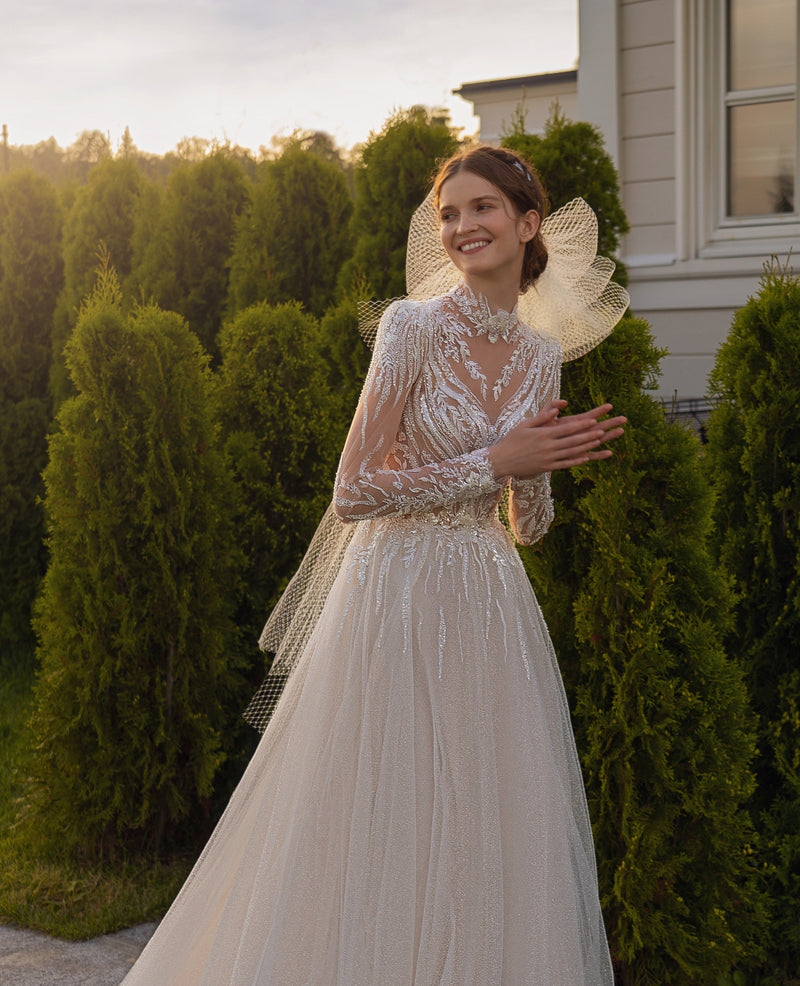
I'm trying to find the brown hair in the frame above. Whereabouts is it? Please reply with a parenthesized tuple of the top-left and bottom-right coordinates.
(433, 145, 549, 292)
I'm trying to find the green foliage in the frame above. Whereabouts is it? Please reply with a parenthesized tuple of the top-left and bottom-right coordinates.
(227, 142, 353, 318)
(317, 291, 372, 432)
(0, 657, 34, 825)
(51, 158, 149, 405)
(131, 150, 249, 358)
(503, 105, 630, 282)
(0, 846, 192, 941)
(0, 603, 193, 942)
(25, 266, 241, 859)
(705, 264, 800, 979)
(215, 302, 341, 657)
(0, 170, 63, 658)
(0, 169, 64, 403)
(521, 316, 765, 983)
(0, 399, 50, 656)
(339, 107, 459, 299)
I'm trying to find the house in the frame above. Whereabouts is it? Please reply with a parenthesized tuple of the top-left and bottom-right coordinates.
(452, 71, 578, 145)
(456, 0, 799, 402)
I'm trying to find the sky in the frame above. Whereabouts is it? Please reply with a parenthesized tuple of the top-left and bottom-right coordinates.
(3, 0, 578, 156)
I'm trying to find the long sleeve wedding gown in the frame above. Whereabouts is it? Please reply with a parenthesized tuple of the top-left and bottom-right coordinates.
(122, 281, 614, 986)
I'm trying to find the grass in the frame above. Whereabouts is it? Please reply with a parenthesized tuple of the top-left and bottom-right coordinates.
(0, 654, 192, 941)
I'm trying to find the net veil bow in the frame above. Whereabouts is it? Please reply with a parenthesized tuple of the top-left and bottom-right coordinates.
(360, 192, 629, 359)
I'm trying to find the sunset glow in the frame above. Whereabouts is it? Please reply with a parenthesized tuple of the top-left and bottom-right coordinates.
(3, 0, 578, 155)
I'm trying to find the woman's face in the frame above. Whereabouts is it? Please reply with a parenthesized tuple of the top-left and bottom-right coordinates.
(437, 170, 539, 287)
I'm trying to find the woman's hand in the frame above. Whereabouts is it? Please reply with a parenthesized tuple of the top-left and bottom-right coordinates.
(488, 400, 626, 480)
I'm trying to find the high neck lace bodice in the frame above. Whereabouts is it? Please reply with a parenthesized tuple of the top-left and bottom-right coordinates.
(451, 283, 520, 343)
(332, 291, 561, 537)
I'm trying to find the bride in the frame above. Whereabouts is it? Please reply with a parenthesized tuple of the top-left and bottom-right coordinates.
(122, 145, 628, 985)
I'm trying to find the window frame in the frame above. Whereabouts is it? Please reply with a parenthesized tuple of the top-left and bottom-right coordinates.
(693, 0, 800, 259)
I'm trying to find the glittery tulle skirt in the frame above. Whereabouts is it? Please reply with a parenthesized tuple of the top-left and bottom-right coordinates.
(122, 516, 613, 985)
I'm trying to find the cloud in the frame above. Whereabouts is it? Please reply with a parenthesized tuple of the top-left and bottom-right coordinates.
(3, 0, 577, 153)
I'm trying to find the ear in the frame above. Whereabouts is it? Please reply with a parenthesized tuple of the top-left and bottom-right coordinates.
(518, 209, 541, 243)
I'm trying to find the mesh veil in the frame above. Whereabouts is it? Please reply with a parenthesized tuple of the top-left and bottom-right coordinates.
(245, 193, 629, 731)
(243, 506, 356, 729)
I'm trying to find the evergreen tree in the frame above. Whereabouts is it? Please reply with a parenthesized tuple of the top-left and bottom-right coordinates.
(51, 157, 148, 405)
(215, 302, 341, 656)
(705, 263, 800, 979)
(0, 169, 63, 658)
(317, 292, 372, 436)
(27, 266, 240, 858)
(227, 142, 353, 318)
(521, 316, 765, 983)
(338, 106, 459, 299)
(0, 398, 51, 658)
(63, 130, 112, 183)
(503, 105, 630, 282)
(264, 129, 353, 188)
(132, 150, 249, 358)
(0, 170, 63, 403)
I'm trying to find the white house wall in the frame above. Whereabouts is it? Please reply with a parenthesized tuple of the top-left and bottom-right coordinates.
(582, 0, 799, 400)
(462, 84, 578, 145)
(456, 0, 799, 401)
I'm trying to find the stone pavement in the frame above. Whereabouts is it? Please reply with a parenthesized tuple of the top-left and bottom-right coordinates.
(0, 922, 156, 986)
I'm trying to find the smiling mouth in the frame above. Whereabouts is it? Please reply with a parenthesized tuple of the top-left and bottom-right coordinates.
(459, 240, 490, 253)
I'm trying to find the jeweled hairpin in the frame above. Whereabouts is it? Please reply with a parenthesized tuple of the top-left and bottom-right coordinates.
(513, 159, 533, 182)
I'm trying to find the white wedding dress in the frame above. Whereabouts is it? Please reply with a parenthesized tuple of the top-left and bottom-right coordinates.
(122, 283, 614, 985)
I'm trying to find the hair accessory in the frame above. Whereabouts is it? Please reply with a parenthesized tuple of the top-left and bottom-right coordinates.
(359, 191, 629, 362)
(513, 159, 532, 181)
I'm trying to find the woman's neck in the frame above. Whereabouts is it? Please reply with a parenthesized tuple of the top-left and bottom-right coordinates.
(462, 272, 520, 315)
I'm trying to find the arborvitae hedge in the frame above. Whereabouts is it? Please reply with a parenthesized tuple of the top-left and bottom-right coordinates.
(317, 293, 372, 431)
(503, 106, 629, 283)
(227, 143, 353, 319)
(26, 268, 241, 858)
(338, 106, 459, 299)
(0, 169, 63, 659)
(131, 151, 249, 360)
(215, 301, 342, 660)
(51, 157, 147, 406)
(521, 316, 766, 984)
(705, 264, 800, 980)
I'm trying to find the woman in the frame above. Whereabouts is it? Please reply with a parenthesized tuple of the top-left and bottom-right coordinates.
(123, 146, 628, 985)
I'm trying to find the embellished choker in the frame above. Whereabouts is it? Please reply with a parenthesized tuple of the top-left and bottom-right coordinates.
(453, 284, 519, 343)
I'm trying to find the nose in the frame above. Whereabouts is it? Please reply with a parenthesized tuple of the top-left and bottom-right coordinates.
(457, 211, 477, 234)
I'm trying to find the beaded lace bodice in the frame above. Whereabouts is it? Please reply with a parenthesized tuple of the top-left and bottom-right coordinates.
(334, 284, 562, 544)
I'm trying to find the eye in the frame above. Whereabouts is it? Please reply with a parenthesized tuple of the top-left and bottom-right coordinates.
(440, 210, 456, 222)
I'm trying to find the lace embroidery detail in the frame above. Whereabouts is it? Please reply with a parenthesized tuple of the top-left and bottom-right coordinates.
(443, 284, 547, 404)
(453, 282, 519, 343)
(333, 288, 561, 536)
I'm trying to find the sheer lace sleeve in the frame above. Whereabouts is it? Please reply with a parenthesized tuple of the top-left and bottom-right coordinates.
(508, 473, 554, 545)
(334, 300, 501, 523)
(507, 334, 562, 545)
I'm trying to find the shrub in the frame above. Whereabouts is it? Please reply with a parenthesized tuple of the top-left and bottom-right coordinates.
(25, 266, 240, 858)
(522, 316, 765, 983)
(705, 263, 800, 979)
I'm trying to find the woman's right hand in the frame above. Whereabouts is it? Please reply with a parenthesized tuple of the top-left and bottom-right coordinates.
(488, 400, 626, 480)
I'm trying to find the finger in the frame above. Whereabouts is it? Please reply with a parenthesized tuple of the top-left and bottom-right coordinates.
(550, 433, 612, 462)
(528, 405, 563, 426)
(569, 403, 613, 420)
(555, 415, 625, 441)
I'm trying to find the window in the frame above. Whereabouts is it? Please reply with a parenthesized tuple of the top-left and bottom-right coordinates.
(725, 0, 796, 218)
(688, 0, 800, 258)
